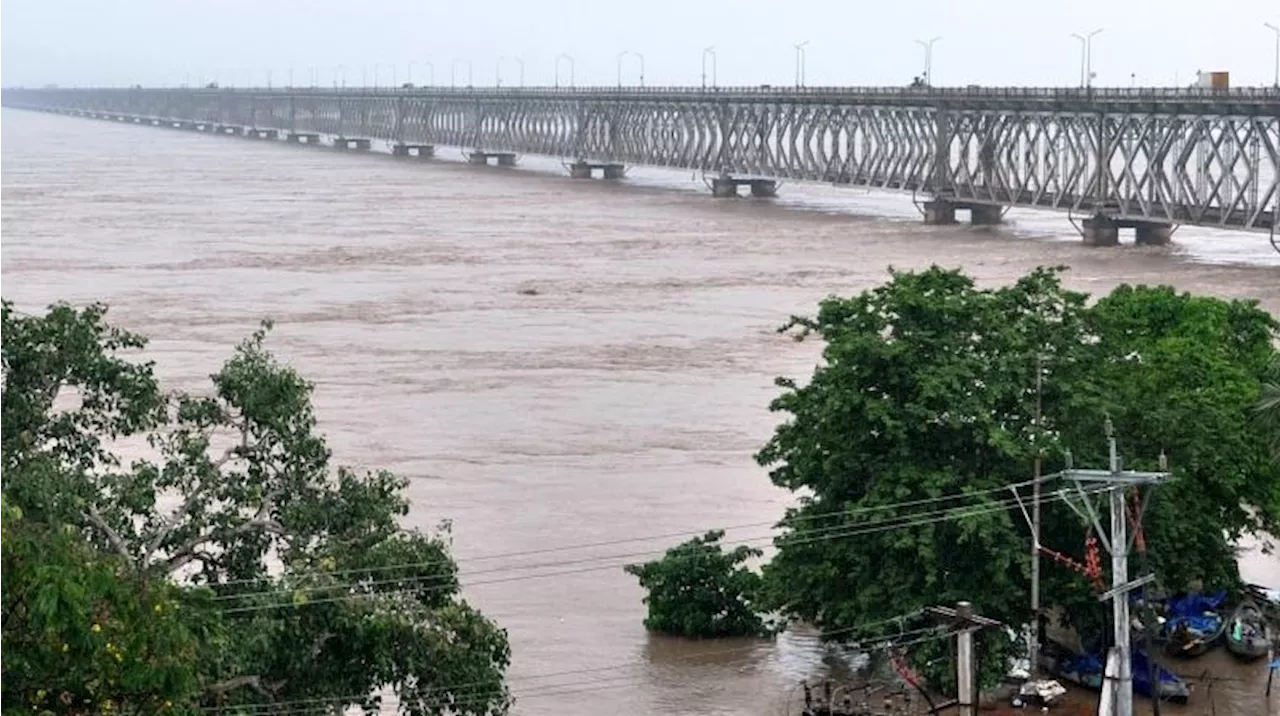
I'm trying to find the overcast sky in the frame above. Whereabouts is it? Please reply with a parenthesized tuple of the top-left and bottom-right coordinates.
(3, 0, 1278, 89)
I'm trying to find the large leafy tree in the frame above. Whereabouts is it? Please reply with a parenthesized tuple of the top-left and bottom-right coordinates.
(755, 267, 1279, 685)
(2, 494, 214, 716)
(2, 301, 511, 716)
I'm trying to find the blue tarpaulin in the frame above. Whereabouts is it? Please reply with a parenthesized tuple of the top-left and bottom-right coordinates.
(1163, 591, 1227, 637)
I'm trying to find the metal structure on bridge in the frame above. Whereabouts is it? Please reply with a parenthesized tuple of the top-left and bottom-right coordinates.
(4, 86, 1278, 242)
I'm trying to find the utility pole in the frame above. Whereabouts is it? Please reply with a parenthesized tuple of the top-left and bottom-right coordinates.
(927, 602, 1002, 716)
(1050, 420, 1170, 716)
(1029, 354, 1044, 677)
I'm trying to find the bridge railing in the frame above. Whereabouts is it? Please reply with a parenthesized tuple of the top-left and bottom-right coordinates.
(13, 85, 1280, 101)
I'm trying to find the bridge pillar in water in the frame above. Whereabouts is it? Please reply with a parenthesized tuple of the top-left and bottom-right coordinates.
(1134, 223, 1173, 246)
(392, 144, 435, 158)
(249, 128, 279, 140)
(1081, 215, 1120, 247)
(969, 204, 1003, 225)
(288, 132, 321, 144)
(468, 152, 518, 166)
(334, 137, 372, 151)
(568, 161, 626, 179)
(923, 200, 958, 224)
(711, 178, 739, 198)
(749, 180, 778, 198)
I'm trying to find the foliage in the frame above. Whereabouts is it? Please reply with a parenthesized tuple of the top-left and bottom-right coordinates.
(625, 530, 770, 638)
(1, 300, 511, 716)
(1258, 353, 1280, 461)
(2, 493, 213, 716)
(754, 267, 1279, 688)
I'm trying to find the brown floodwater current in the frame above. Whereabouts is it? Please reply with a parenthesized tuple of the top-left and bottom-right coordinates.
(2, 109, 1277, 715)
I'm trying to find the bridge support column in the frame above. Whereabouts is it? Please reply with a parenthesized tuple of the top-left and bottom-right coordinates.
(568, 161, 626, 179)
(1134, 223, 1173, 246)
(392, 144, 434, 158)
(922, 200, 958, 225)
(334, 137, 372, 151)
(749, 180, 778, 198)
(249, 128, 279, 140)
(468, 152, 517, 166)
(969, 205, 1003, 225)
(1081, 215, 1120, 247)
(711, 178, 739, 198)
(288, 132, 321, 144)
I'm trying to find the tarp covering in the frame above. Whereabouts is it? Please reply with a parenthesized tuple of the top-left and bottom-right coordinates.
(1163, 591, 1227, 637)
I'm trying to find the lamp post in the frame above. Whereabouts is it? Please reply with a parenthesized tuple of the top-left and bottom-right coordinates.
(497, 56, 525, 87)
(915, 36, 942, 87)
(555, 54, 575, 88)
(451, 59, 473, 88)
(1266, 22, 1280, 88)
(408, 61, 416, 86)
(616, 50, 644, 87)
(701, 46, 717, 89)
(794, 41, 809, 88)
(1070, 28, 1103, 88)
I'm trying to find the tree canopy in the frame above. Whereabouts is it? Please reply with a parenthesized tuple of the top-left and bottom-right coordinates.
(754, 266, 1280, 684)
(1, 301, 511, 716)
(624, 530, 770, 638)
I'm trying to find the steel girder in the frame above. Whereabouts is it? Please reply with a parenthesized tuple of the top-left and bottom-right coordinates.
(4, 87, 1277, 232)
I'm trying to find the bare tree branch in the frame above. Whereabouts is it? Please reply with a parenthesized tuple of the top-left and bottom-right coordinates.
(83, 503, 134, 562)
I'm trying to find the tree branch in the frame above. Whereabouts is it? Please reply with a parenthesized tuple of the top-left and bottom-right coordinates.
(83, 503, 134, 562)
(163, 492, 285, 574)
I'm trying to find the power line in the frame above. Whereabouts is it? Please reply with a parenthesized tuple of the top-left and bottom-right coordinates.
(200, 623, 952, 715)
(215, 491, 1057, 607)
(218, 488, 1098, 614)
(208, 476, 1047, 590)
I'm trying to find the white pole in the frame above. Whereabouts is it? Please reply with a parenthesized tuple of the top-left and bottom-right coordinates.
(1108, 435, 1133, 716)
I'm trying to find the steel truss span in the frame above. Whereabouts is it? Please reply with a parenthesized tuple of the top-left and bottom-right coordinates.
(5, 86, 1278, 232)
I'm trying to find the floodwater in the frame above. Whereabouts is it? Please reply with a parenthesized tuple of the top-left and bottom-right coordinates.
(2, 109, 1278, 716)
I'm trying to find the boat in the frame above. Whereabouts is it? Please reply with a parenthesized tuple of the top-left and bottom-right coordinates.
(1037, 640, 1189, 703)
(1225, 598, 1273, 661)
(1159, 591, 1227, 658)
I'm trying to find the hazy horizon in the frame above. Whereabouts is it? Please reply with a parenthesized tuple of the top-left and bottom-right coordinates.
(3, 0, 1278, 89)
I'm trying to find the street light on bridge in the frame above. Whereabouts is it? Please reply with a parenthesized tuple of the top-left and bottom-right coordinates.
(793, 41, 809, 88)
(451, 59, 473, 88)
(497, 57, 525, 88)
(1265, 22, 1280, 88)
(1070, 28, 1103, 88)
(701, 46, 717, 89)
(915, 36, 942, 87)
(616, 51, 645, 87)
(555, 54, 575, 88)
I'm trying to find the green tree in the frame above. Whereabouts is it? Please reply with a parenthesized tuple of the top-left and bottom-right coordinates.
(625, 531, 770, 638)
(2, 494, 213, 716)
(2, 301, 511, 716)
(754, 267, 1279, 687)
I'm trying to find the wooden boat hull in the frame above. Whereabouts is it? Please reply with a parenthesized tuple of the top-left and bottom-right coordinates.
(1226, 599, 1273, 661)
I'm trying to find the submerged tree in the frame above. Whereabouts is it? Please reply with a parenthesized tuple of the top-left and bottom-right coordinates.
(1, 301, 511, 715)
(625, 530, 770, 638)
(754, 266, 1279, 686)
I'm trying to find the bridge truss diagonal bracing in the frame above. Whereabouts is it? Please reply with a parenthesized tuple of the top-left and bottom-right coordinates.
(4, 86, 1277, 233)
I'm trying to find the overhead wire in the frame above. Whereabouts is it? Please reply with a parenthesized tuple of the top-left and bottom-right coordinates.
(199, 623, 954, 715)
(216, 487, 1101, 614)
(209, 476, 1050, 590)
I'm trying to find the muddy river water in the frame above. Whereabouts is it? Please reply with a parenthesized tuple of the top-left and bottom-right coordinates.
(2, 109, 1277, 715)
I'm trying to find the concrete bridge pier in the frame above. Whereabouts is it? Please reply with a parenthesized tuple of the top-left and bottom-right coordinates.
(923, 199, 1004, 225)
(287, 132, 321, 144)
(710, 176, 778, 198)
(1081, 215, 1173, 247)
(334, 137, 373, 151)
(392, 144, 435, 158)
(247, 128, 280, 140)
(568, 161, 626, 179)
(469, 151, 518, 166)
(214, 124, 243, 136)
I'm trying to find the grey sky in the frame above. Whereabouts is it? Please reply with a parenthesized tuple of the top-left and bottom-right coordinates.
(3, 0, 1278, 89)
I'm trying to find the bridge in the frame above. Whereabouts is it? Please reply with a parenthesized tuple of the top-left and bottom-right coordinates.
(4, 85, 1279, 245)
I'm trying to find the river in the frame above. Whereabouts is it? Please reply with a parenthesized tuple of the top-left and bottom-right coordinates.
(2, 109, 1277, 715)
